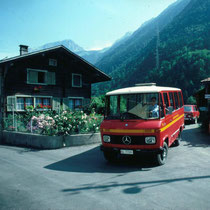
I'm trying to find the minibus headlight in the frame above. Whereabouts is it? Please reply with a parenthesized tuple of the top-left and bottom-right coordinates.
(145, 137, 156, 144)
(103, 135, 111, 143)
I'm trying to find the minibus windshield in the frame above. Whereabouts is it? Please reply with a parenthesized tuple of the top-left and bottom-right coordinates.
(105, 93, 160, 120)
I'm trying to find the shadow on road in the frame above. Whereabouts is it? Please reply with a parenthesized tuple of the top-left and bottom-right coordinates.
(183, 125, 210, 148)
(61, 175, 210, 195)
(44, 146, 157, 174)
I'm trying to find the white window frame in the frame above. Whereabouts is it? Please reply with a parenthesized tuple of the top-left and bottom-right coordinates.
(27, 68, 48, 85)
(9, 95, 53, 112)
(16, 97, 34, 111)
(49, 58, 57, 66)
(72, 73, 82, 88)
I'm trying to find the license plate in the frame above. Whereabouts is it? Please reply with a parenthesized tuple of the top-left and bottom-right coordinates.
(120, 149, 134, 155)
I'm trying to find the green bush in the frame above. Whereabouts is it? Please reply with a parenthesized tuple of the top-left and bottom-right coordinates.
(4, 109, 103, 136)
(85, 95, 105, 114)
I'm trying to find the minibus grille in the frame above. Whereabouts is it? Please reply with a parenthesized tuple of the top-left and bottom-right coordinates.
(110, 135, 146, 145)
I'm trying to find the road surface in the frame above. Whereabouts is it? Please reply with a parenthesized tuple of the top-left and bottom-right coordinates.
(0, 124, 210, 210)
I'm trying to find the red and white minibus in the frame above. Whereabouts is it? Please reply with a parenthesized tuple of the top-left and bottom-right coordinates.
(100, 83, 185, 165)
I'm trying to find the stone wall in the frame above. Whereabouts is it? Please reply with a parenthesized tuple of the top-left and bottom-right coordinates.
(2, 131, 101, 149)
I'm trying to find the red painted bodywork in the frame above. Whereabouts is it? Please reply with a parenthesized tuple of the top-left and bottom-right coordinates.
(184, 105, 200, 121)
(100, 91, 185, 151)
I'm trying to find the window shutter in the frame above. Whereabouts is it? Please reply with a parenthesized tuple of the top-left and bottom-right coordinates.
(28, 70, 37, 84)
(47, 72, 56, 85)
(52, 97, 60, 111)
(62, 98, 69, 110)
(7, 96, 16, 111)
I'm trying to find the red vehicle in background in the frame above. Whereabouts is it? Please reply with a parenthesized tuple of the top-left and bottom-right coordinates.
(184, 105, 200, 124)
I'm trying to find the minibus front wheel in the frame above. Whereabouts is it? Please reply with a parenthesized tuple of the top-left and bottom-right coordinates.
(155, 142, 168, 166)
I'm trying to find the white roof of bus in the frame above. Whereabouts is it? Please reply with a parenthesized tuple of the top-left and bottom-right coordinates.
(106, 85, 181, 95)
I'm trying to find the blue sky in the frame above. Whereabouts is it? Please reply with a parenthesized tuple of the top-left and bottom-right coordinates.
(0, 0, 177, 58)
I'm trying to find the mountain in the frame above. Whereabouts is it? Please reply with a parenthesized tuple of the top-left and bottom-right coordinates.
(76, 47, 110, 64)
(30, 32, 133, 65)
(95, 0, 191, 75)
(93, 0, 210, 103)
(30, 39, 111, 64)
(80, 32, 133, 64)
(30, 39, 84, 53)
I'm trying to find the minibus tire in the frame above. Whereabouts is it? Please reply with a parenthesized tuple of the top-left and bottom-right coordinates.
(155, 142, 168, 166)
(103, 151, 118, 162)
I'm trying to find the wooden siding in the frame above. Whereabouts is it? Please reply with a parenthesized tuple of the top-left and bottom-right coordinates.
(4, 49, 91, 99)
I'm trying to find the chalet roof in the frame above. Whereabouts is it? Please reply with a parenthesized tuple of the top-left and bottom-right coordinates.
(0, 45, 111, 83)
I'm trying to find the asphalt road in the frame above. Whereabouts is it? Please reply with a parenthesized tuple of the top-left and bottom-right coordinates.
(0, 124, 210, 210)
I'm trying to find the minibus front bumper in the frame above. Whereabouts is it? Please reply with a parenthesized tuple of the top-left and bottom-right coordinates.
(100, 145, 163, 155)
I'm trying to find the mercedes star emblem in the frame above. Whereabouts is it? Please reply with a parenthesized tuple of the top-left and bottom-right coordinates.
(122, 136, 132, 145)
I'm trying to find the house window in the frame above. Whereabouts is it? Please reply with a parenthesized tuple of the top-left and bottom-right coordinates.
(7, 96, 54, 112)
(27, 69, 56, 85)
(36, 98, 42, 106)
(17, 97, 33, 111)
(25, 98, 33, 107)
(27, 69, 47, 85)
(49, 59, 57, 66)
(69, 98, 82, 110)
(43, 98, 51, 106)
(35, 97, 51, 108)
(38, 72, 45, 83)
(17, 98, 24, 111)
(72, 74, 82, 87)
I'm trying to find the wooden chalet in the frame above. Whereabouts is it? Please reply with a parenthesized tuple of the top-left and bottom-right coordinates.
(0, 45, 111, 112)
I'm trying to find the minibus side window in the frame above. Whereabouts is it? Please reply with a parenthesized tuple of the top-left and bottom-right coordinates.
(159, 93, 164, 118)
(174, 92, 179, 109)
(169, 92, 174, 111)
(163, 92, 170, 115)
(178, 92, 183, 107)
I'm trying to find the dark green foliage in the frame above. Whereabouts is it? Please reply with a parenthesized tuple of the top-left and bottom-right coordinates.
(146, 49, 210, 102)
(88, 95, 106, 114)
(93, 0, 210, 103)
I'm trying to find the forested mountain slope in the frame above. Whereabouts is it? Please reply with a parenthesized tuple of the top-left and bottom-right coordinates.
(95, 0, 191, 75)
(94, 0, 210, 103)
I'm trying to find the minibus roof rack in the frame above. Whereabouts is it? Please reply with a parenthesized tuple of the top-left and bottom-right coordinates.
(135, 83, 156, 86)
